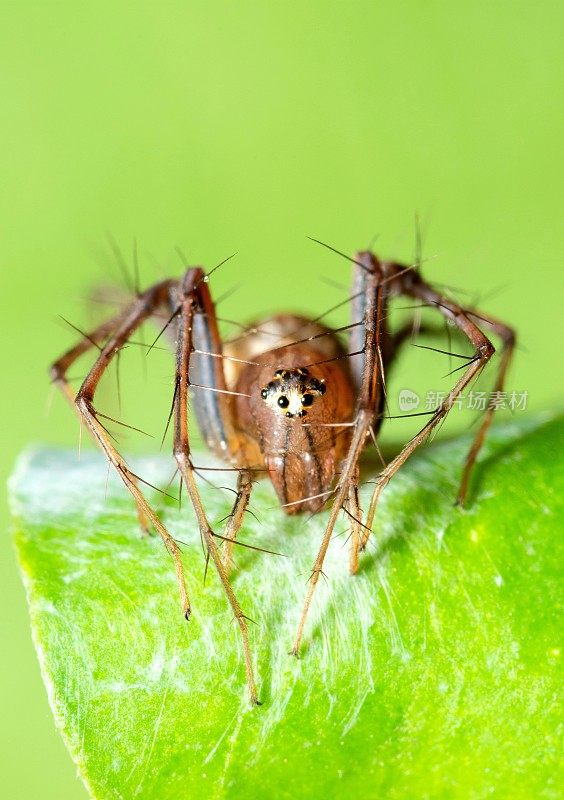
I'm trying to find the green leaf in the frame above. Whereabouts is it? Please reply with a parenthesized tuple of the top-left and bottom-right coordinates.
(9, 413, 563, 800)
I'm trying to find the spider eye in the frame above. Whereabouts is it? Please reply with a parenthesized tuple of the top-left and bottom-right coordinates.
(260, 388, 268, 399)
(277, 395, 289, 409)
(301, 393, 314, 407)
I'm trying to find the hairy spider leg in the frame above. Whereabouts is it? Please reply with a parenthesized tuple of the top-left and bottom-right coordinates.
(51, 280, 191, 618)
(362, 264, 508, 544)
(52, 269, 263, 704)
(291, 253, 388, 656)
(455, 308, 515, 505)
(171, 268, 260, 704)
(291, 250, 515, 654)
(50, 283, 175, 533)
(222, 470, 254, 573)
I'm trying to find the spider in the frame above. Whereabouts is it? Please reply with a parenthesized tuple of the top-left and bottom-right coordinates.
(50, 240, 515, 706)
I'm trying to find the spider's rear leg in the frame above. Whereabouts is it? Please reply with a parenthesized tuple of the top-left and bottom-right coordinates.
(456, 311, 515, 505)
(381, 309, 515, 506)
(382, 307, 515, 507)
(363, 270, 498, 537)
(55, 280, 191, 619)
(50, 283, 174, 535)
(346, 466, 362, 575)
(222, 470, 254, 573)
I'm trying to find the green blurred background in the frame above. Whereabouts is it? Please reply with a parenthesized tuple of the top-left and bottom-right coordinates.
(1, 2, 562, 798)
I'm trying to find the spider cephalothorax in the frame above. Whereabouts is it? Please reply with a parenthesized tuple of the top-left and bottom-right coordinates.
(260, 367, 326, 418)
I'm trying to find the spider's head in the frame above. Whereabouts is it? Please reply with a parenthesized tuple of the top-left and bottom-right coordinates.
(259, 367, 326, 419)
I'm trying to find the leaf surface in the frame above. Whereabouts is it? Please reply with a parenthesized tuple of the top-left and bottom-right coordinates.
(9, 414, 563, 799)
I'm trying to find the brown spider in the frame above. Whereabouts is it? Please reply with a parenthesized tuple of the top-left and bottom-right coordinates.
(50, 241, 515, 705)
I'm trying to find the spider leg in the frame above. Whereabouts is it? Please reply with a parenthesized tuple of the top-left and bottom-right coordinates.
(62, 281, 191, 619)
(50, 281, 174, 534)
(222, 470, 254, 574)
(172, 272, 258, 575)
(346, 466, 362, 575)
(174, 262, 256, 576)
(291, 412, 374, 656)
(455, 310, 515, 505)
(51, 314, 128, 406)
(172, 269, 260, 705)
(379, 309, 514, 506)
(291, 253, 388, 655)
(363, 270, 497, 536)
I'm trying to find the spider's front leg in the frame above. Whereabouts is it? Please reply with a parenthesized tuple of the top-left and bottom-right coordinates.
(171, 268, 260, 705)
(291, 253, 389, 656)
